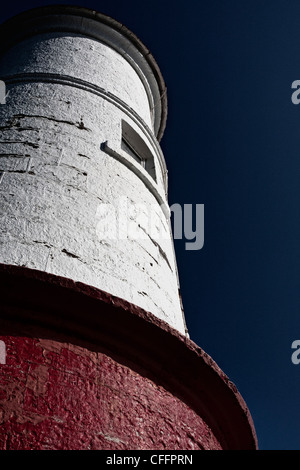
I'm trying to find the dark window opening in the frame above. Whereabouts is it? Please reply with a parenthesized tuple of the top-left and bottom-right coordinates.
(122, 137, 146, 168)
(121, 120, 156, 182)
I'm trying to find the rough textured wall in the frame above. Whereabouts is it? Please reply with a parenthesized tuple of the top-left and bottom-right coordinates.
(0, 32, 186, 334)
(0, 34, 153, 127)
(0, 335, 222, 450)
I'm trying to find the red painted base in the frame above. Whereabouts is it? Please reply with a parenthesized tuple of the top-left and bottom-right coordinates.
(0, 335, 221, 450)
(0, 264, 258, 450)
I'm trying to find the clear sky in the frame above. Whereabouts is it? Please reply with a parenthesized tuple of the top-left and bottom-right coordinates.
(1, 0, 299, 450)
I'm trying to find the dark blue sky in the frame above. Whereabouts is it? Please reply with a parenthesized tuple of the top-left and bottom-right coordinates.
(1, 0, 300, 450)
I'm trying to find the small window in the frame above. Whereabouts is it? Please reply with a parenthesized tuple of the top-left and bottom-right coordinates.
(121, 138, 146, 168)
(121, 120, 156, 182)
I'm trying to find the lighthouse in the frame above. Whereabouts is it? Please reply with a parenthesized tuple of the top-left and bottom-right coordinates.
(0, 6, 257, 450)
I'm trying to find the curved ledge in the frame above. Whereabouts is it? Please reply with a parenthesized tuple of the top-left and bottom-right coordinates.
(0, 5, 167, 141)
(2, 72, 168, 192)
(101, 141, 169, 218)
(0, 263, 258, 450)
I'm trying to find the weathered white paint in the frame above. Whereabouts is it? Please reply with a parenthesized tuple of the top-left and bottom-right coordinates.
(0, 7, 187, 335)
(0, 33, 152, 128)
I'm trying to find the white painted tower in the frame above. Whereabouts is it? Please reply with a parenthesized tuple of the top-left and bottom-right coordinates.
(0, 6, 187, 335)
(0, 6, 258, 451)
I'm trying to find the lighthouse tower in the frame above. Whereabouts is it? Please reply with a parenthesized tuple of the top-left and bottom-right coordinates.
(0, 6, 257, 450)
